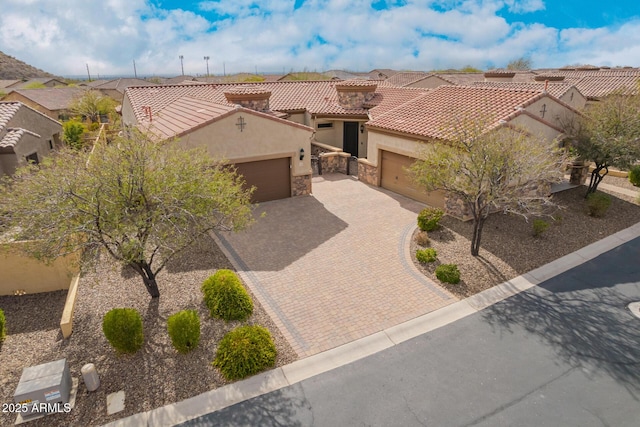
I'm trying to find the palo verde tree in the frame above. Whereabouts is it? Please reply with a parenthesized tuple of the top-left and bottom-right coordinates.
(70, 90, 117, 123)
(562, 90, 640, 196)
(0, 131, 254, 298)
(409, 119, 571, 256)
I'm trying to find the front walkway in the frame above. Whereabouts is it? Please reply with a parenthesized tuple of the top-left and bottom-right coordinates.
(214, 174, 456, 357)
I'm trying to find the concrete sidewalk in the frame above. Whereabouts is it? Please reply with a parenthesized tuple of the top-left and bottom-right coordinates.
(103, 220, 640, 427)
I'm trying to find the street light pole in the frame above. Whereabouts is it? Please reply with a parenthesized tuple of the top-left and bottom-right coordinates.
(204, 56, 210, 77)
(179, 55, 184, 76)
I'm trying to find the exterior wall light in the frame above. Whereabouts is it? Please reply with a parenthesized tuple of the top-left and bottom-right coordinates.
(299, 148, 305, 160)
(360, 124, 365, 133)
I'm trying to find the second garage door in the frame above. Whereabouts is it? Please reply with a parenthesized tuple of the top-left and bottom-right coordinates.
(380, 150, 445, 208)
(234, 157, 291, 203)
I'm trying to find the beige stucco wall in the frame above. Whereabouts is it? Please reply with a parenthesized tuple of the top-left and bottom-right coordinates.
(524, 96, 576, 131)
(510, 115, 563, 143)
(311, 118, 368, 157)
(2, 92, 57, 119)
(178, 110, 314, 176)
(559, 88, 587, 110)
(0, 242, 78, 296)
(366, 130, 425, 166)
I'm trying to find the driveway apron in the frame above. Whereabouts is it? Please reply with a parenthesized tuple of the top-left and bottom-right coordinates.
(215, 174, 456, 357)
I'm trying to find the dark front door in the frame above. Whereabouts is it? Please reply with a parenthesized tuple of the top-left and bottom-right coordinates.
(343, 122, 359, 157)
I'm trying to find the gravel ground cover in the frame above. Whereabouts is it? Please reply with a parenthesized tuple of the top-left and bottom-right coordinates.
(411, 185, 640, 298)
(0, 235, 296, 427)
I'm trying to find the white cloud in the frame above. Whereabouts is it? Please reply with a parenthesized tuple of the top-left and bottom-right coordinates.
(0, 0, 637, 77)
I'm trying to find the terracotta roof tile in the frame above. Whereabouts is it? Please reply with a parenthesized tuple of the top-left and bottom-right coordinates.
(384, 72, 431, 87)
(573, 75, 640, 99)
(470, 81, 577, 99)
(0, 128, 40, 151)
(0, 101, 21, 131)
(367, 85, 547, 140)
(9, 87, 86, 110)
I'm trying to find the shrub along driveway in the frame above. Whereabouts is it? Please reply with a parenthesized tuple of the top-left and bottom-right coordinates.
(215, 174, 456, 357)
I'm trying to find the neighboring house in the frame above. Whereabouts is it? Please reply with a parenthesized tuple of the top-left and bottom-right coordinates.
(123, 85, 315, 203)
(0, 101, 63, 176)
(470, 81, 587, 110)
(1, 87, 86, 120)
(366, 69, 398, 80)
(76, 79, 109, 88)
(92, 78, 158, 102)
(360, 85, 579, 215)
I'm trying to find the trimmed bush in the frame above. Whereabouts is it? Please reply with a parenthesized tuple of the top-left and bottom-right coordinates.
(416, 248, 437, 263)
(167, 310, 200, 354)
(629, 165, 640, 187)
(213, 325, 277, 381)
(0, 308, 6, 342)
(414, 231, 430, 247)
(102, 308, 144, 354)
(586, 192, 612, 217)
(435, 264, 461, 284)
(417, 207, 444, 232)
(532, 219, 550, 237)
(201, 269, 253, 322)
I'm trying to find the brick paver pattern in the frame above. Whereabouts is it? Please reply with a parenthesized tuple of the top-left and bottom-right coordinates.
(217, 175, 457, 357)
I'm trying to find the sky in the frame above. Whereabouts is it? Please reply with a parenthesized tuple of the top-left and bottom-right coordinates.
(1, 0, 639, 78)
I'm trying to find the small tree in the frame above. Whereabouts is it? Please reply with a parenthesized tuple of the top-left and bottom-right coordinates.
(70, 90, 108, 123)
(563, 92, 640, 196)
(62, 120, 86, 149)
(0, 131, 253, 298)
(506, 57, 532, 70)
(410, 119, 570, 256)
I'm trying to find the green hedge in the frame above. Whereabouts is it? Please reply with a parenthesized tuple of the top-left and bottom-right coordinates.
(435, 264, 461, 284)
(213, 325, 277, 381)
(416, 248, 437, 263)
(167, 310, 200, 354)
(0, 308, 6, 342)
(201, 270, 253, 321)
(417, 207, 444, 232)
(628, 165, 640, 187)
(102, 308, 144, 354)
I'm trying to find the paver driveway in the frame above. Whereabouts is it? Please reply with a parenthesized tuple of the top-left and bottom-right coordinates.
(215, 174, 456, 357)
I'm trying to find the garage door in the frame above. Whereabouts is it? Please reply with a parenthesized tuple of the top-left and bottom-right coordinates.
(380, 150, 445, 208)
(234, 157, 291, 203)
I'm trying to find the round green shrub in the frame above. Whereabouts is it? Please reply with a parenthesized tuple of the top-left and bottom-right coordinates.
(416, 248, 437, 263)
(586, 192, 612, 217)
(0, 308, 6, 342)
(628, 165, 640, 187)
(532, 219, 550, 237)
(201, 269, 253, 322)
(414, 231, 430, 246)
(435, 264, 461, 284)
(213, 325, 277, 381)
(417, 207, 444, 232)
(102, 308, 144, 354)
(167, 310, 200, 354)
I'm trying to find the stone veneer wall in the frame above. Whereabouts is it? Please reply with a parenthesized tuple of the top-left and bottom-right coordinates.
(358, 161, 378, 185)
(336, 91, 376, 109)
(319, 152, 349, 174)
(569, 163, 589, 185)
(235, 98, 270, 112)
(292, 174, 312, 196)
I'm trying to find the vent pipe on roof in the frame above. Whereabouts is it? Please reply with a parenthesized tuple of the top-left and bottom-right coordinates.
(544, 80, 549, 93)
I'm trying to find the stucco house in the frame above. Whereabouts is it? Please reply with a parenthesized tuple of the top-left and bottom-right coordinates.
(122, 85, 315, 202)
(1, 87, 86, 120)
(359, 85, 579, 216)
(0, 101, 63, 176)
(92, 78, 158, 102)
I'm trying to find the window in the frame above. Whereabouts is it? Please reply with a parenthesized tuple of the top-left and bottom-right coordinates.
(25, 152, 39, 165)
(317, 122, 333, 129)
(48, 139, 53, 149)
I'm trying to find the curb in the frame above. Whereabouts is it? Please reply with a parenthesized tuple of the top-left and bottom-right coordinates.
(102, 221, 640, 427)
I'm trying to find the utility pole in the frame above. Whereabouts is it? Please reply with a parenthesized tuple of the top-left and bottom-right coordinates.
(204, 56, 210, 77)
(223, 61, 226, 77)
(179, 55, 184, 76)
(86, 63, 92, 82)
(133, 59, 137, 78)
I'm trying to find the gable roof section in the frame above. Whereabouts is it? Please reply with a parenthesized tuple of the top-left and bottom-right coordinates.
(0, 128, 41, 152)
(8, 87, 86, 110)
(93, 78, 158, 93)
(470, 81, 579, 99)
(573, 75, 640, 99)
(140, 96, 313, 140)
(0, 80, 21, 89)
(0, 101, 21, 130)
(366, 86, 431, 119)
(385, 72, 431, 87)
(366, 85, 557, 140)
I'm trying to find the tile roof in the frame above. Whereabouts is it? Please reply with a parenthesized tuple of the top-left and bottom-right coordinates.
(573, 75, 640, 99)
(93, 78, 158, 93)
(470, 81, 577, 99)
(366, 86, 431, 119)
(0, 80, 20, 89)
(0, 128, 40, 151)
(384, 71, 431, 87)
(9, 87, 86, 110)
(0, 101, 21, 131)
(366, 85, 550, 140)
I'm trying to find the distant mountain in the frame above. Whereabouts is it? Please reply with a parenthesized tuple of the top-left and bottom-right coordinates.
(0, 51, 55, 80)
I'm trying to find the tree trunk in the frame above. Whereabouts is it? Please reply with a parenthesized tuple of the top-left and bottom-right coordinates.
(470, 216, 486, 257)
(130, 261, 160, 298)
(585, 164, 608, 197)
